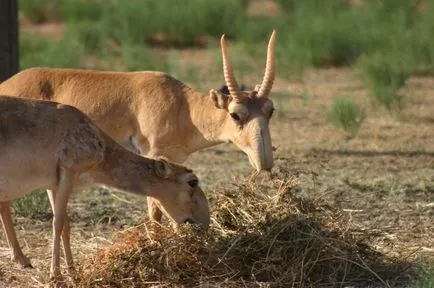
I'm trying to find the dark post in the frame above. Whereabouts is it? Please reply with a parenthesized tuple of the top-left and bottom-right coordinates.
(0, 0, 19, 82)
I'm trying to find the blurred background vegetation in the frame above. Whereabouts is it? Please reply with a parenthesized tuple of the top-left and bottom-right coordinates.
(18, 0, 434, 74)
(18, 0, 434, 119)
(15, 0, 434, 215)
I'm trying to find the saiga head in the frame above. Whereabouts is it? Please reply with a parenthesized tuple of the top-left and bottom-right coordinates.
(211, 30, 277, 172)
(150, 158, 210, 229)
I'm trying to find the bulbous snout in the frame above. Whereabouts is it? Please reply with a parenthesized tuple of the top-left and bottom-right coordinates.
(246, 118, 274, 172)
(248, 152, 273, 172)
(153, 186, 210, 230)
(191, 187, 211, 229)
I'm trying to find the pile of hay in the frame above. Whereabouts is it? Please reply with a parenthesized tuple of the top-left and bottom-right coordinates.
(76, 169, 415, 287)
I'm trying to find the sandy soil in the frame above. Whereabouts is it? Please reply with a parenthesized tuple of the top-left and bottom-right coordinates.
(0, 61, 432, 287)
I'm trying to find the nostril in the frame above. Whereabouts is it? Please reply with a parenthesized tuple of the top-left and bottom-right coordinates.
(184, 218, 194, 224)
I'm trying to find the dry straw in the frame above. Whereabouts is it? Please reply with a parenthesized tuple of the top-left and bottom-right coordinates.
(76, 167, 415, 287)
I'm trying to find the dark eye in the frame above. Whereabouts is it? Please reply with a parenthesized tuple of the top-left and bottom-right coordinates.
(188, 179, 198, 188)
(230, 113, 241, 122)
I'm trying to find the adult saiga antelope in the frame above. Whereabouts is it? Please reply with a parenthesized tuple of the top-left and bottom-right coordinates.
(0, 31, 277, 226)
(0, 96, 210, 280)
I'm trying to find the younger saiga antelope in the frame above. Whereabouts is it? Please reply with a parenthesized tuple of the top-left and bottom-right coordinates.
(0, 96, 210, 280)
(0, 31, 277, 227)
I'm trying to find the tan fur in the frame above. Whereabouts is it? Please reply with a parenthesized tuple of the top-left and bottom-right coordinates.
(0, 68, 225, 160)
(0, 64, 275, 222)
(0, 95, 209, 281)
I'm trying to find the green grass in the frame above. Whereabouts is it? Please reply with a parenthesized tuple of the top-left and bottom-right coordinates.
(411, 2, 434, 75)
(19, 0, 59, 24)
(19, 0, 249, 72)
(57, 0, 106, 22)
(413, 264, 434, 288)
(17, 0, 434, 88)
(22, 0, 248, 46)
(280, 1, 359, 67)
(20, 30, 169, 72)
(274, 0, 418, 66)
(12, 189, 51, 219)
(118, 44, 168, 72)
(238, 0, 428, 80)
(328, 96, 365, 135)
(20, 33, 83, 69)
(358, 50, 414, 111)
(65, 21, 107, 55)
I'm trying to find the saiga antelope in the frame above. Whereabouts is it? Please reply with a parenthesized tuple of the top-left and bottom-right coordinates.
(0, 30, 277, 230)
(0, 96, 210, 280)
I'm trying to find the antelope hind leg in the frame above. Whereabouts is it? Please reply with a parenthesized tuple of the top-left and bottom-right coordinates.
(0, 201, 32, 268)
(50, 169, 73, 281)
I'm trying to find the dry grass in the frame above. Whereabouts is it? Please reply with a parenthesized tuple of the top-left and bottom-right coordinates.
(0, 68, 432, 287)
(76, 168, 416, 287)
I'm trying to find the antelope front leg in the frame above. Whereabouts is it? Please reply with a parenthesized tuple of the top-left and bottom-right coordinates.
(47, 189, 74, 274)
(50, 169, 74, 281)
(132, 137, 165, 225)
(0, 201, 32, 268)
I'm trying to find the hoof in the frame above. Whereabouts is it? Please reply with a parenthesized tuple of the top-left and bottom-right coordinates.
(12, 254, 33, 268)
(67, 265, 76, 276)
(49, 274, 67, 288)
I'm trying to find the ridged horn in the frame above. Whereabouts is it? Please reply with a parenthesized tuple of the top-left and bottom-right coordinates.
(257, 30, 276, 98)
(220, 34, 243, 103)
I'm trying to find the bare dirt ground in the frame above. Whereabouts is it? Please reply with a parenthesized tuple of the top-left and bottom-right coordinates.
(0, 63, 432, 287)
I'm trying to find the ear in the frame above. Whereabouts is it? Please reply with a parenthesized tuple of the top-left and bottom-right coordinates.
(210, 89, 229, 110)
(154, 158, 171, 178)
